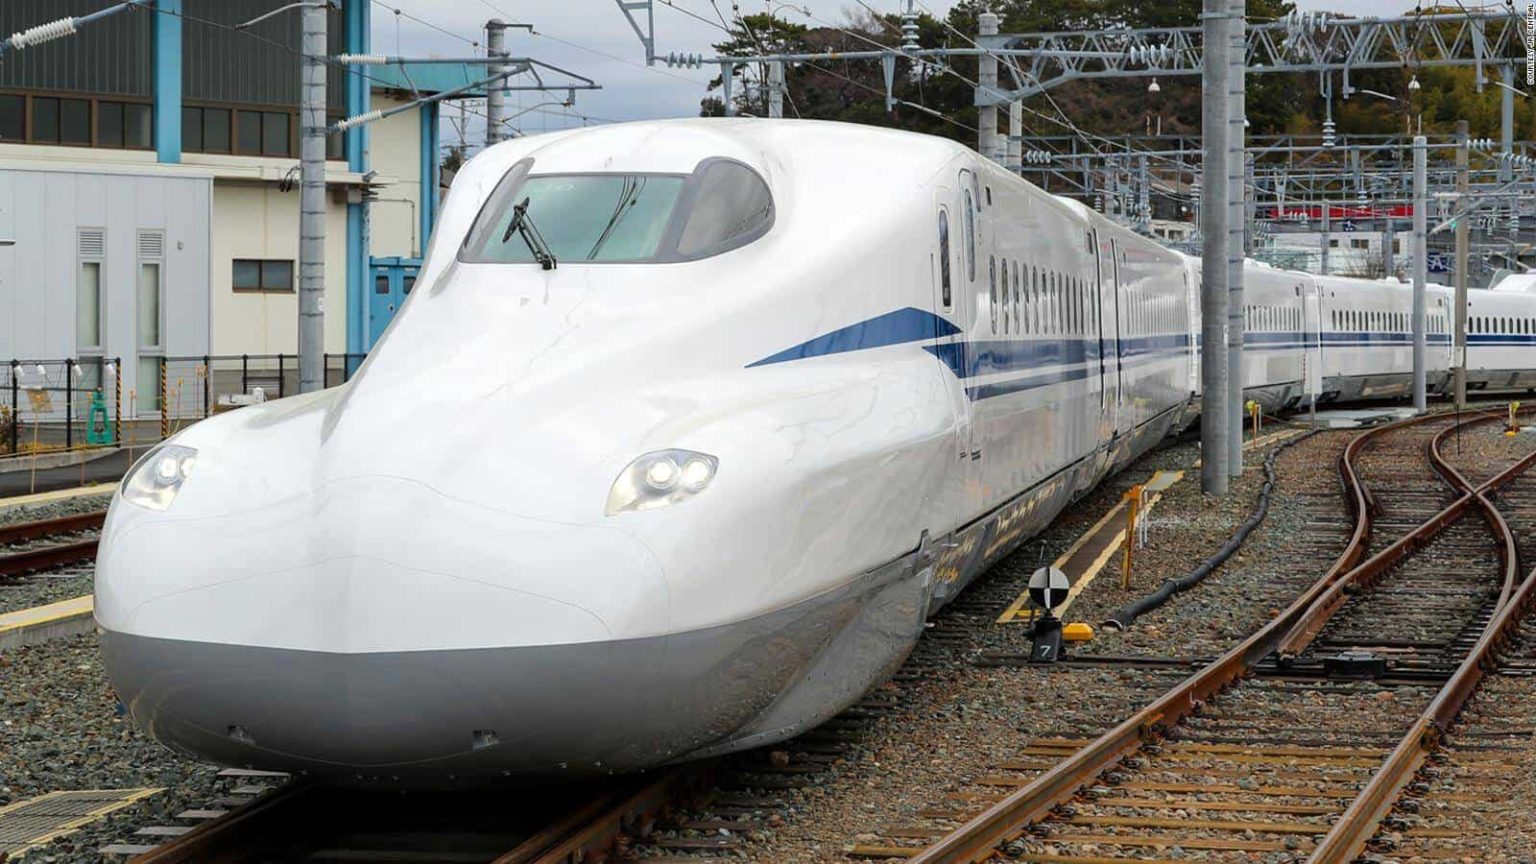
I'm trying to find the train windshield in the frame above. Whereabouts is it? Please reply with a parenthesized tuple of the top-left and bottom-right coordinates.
(460, 159, 775, 265)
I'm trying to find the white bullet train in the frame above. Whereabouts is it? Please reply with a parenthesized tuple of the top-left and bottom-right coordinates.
(94, 119, 1536, 784)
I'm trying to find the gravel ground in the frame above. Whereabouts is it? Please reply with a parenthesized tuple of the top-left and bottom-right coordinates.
(980, 428, 1345, 661)
(0, 634, 229, 863)
(1436, 421, 1536, 486)
(0, 494, 111, 615)
(736, 428, 1360, 862)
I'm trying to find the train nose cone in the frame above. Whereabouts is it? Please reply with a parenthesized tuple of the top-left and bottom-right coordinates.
(94, 475, 746, 782)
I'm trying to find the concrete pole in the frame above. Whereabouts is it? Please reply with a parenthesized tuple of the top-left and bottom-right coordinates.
(1320, 199, 1330, 275)
(1007, 101, 1022, 172)
(1454, 119, 1470, 408)
(1201, 0, 1230, 494)
(977, 12, 999, 162)
(1382, 226, 1394, 277)
(767, 61, 784, 119)
(1412, 135, 1427, 412)
(1225, 0, 1245, 477)
(1501, 66, 1514, 183)
(1137, 154, 1150, 230)
(485, 20, 508, 145)
(297, 2, 326, 394)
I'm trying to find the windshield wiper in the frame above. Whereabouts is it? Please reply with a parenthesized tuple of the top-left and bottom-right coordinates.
(587, 177, 642, 260)
(501, 197, 558, 270)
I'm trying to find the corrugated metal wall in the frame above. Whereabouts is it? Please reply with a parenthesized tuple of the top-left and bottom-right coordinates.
(0, 1, 153, 97)
(0, 1, 345, 110)
(184, 0, 346, 111)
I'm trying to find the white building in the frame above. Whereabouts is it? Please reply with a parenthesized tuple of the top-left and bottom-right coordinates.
(0, 0, 469, 420)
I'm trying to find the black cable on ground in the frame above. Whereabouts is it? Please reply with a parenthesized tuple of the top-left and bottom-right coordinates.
(1101, 429, 1319, 631)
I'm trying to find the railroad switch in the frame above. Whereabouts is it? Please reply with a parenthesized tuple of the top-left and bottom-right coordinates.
(1324, 650, 1388, 679)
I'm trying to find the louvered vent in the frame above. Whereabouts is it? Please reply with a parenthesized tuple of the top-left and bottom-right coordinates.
(77, 229, 105, 259)
(137, 231, 164, 259)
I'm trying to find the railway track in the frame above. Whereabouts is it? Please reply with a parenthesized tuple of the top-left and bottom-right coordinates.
(0, 509, 106, 581)
(112, 412, 1536, 864)
(892, 409, 1536, 864)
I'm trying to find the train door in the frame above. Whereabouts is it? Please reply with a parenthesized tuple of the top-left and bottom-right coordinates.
(933, 184, 976, 470)
(1104, 237, 1130, 437)
(1301, 282, 1323, 404)
(1090, 229, 1115, 457)
(955, 169, 982, 464)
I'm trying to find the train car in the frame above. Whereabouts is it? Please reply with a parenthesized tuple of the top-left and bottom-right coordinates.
(1315, 275, 1454, 401)
(1238, 260, 1311, 413)
(91, 118, 1536, 786)
(1466, 287, 1536, 392)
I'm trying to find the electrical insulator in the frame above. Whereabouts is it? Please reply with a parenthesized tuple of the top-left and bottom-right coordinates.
(1322, 119, 1336, 149)
(665, 51, 705, 69)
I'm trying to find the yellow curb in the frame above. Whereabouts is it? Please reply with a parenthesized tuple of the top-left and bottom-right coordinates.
(0, 483, 117, 509)
(0, 595, 95, 649)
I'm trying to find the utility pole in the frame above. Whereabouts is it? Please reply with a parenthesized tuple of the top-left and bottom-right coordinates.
(1225, 0, 1245, 477)
(1320, 196, 1330, 275)
(298, 1, 326, 394)
(977, 12, 1000, 162)
(1411, 135, 1427, 412)
(1201, 0, 1230, 494)
(1008, 102, 1022, 172)
(1454, 119, 1469, 408)
(767, 60, 784, 119)
(1500, 66, 1514, 183)
(486, 20, 509, 145)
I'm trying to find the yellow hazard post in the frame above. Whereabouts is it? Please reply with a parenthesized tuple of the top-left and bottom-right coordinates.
(1247, 399, 1261, 442)
(1121, 484, 1143, 589)
(1509, 401, 1521, 436)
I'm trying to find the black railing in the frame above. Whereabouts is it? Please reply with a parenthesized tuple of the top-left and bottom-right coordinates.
(3, 353, 366, 457)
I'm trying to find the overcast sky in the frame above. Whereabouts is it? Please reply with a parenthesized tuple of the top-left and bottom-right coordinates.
(386, 0, 1422, 148)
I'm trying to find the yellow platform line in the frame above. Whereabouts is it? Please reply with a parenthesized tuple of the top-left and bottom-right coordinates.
(0, 482, 117, 509)
(996, 470, 1181, 624)
(0, 595, 95, 649)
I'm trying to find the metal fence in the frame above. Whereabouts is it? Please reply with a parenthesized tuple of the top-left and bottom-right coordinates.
(3, 353, 365, 457)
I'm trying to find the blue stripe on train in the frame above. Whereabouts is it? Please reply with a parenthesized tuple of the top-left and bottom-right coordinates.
(748, 310, 1493, 401)
(745, 307, 962, 367)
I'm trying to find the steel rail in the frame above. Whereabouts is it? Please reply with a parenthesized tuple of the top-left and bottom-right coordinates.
(0, 510, 106, 546)
(513, 767, 700, 864)
(130, 782, 318, 863)
(905, 410, 1490, 864)
(1276, 409, 1533, 658)
(1306, 425, 1536, 862)
(0, 538, 99, 578)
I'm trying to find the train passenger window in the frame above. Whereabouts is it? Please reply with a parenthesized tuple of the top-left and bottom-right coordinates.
(938, 211, 952, 307)
(963, 189, 977, 282)
(1007, 261, 1019, 335)
(989, 256, 999, 333)
(674, 160, 776, 258)
(1027, 267, 1036, 333)
(999, 259, 1009, 333)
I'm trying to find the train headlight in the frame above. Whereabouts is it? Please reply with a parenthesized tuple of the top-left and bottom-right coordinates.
(606, 449, 718, 515)
(122, 444, 198, 511)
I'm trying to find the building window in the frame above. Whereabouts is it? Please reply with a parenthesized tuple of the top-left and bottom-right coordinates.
(233, 259, 295, 293)
(262, 111, 289, 156)
(181, 106, 234, 153)
(78, 262, 103, 349)
(230, 109, 294, 157)
(0, 94, 22, 142)
(97, 101, 153, 149)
